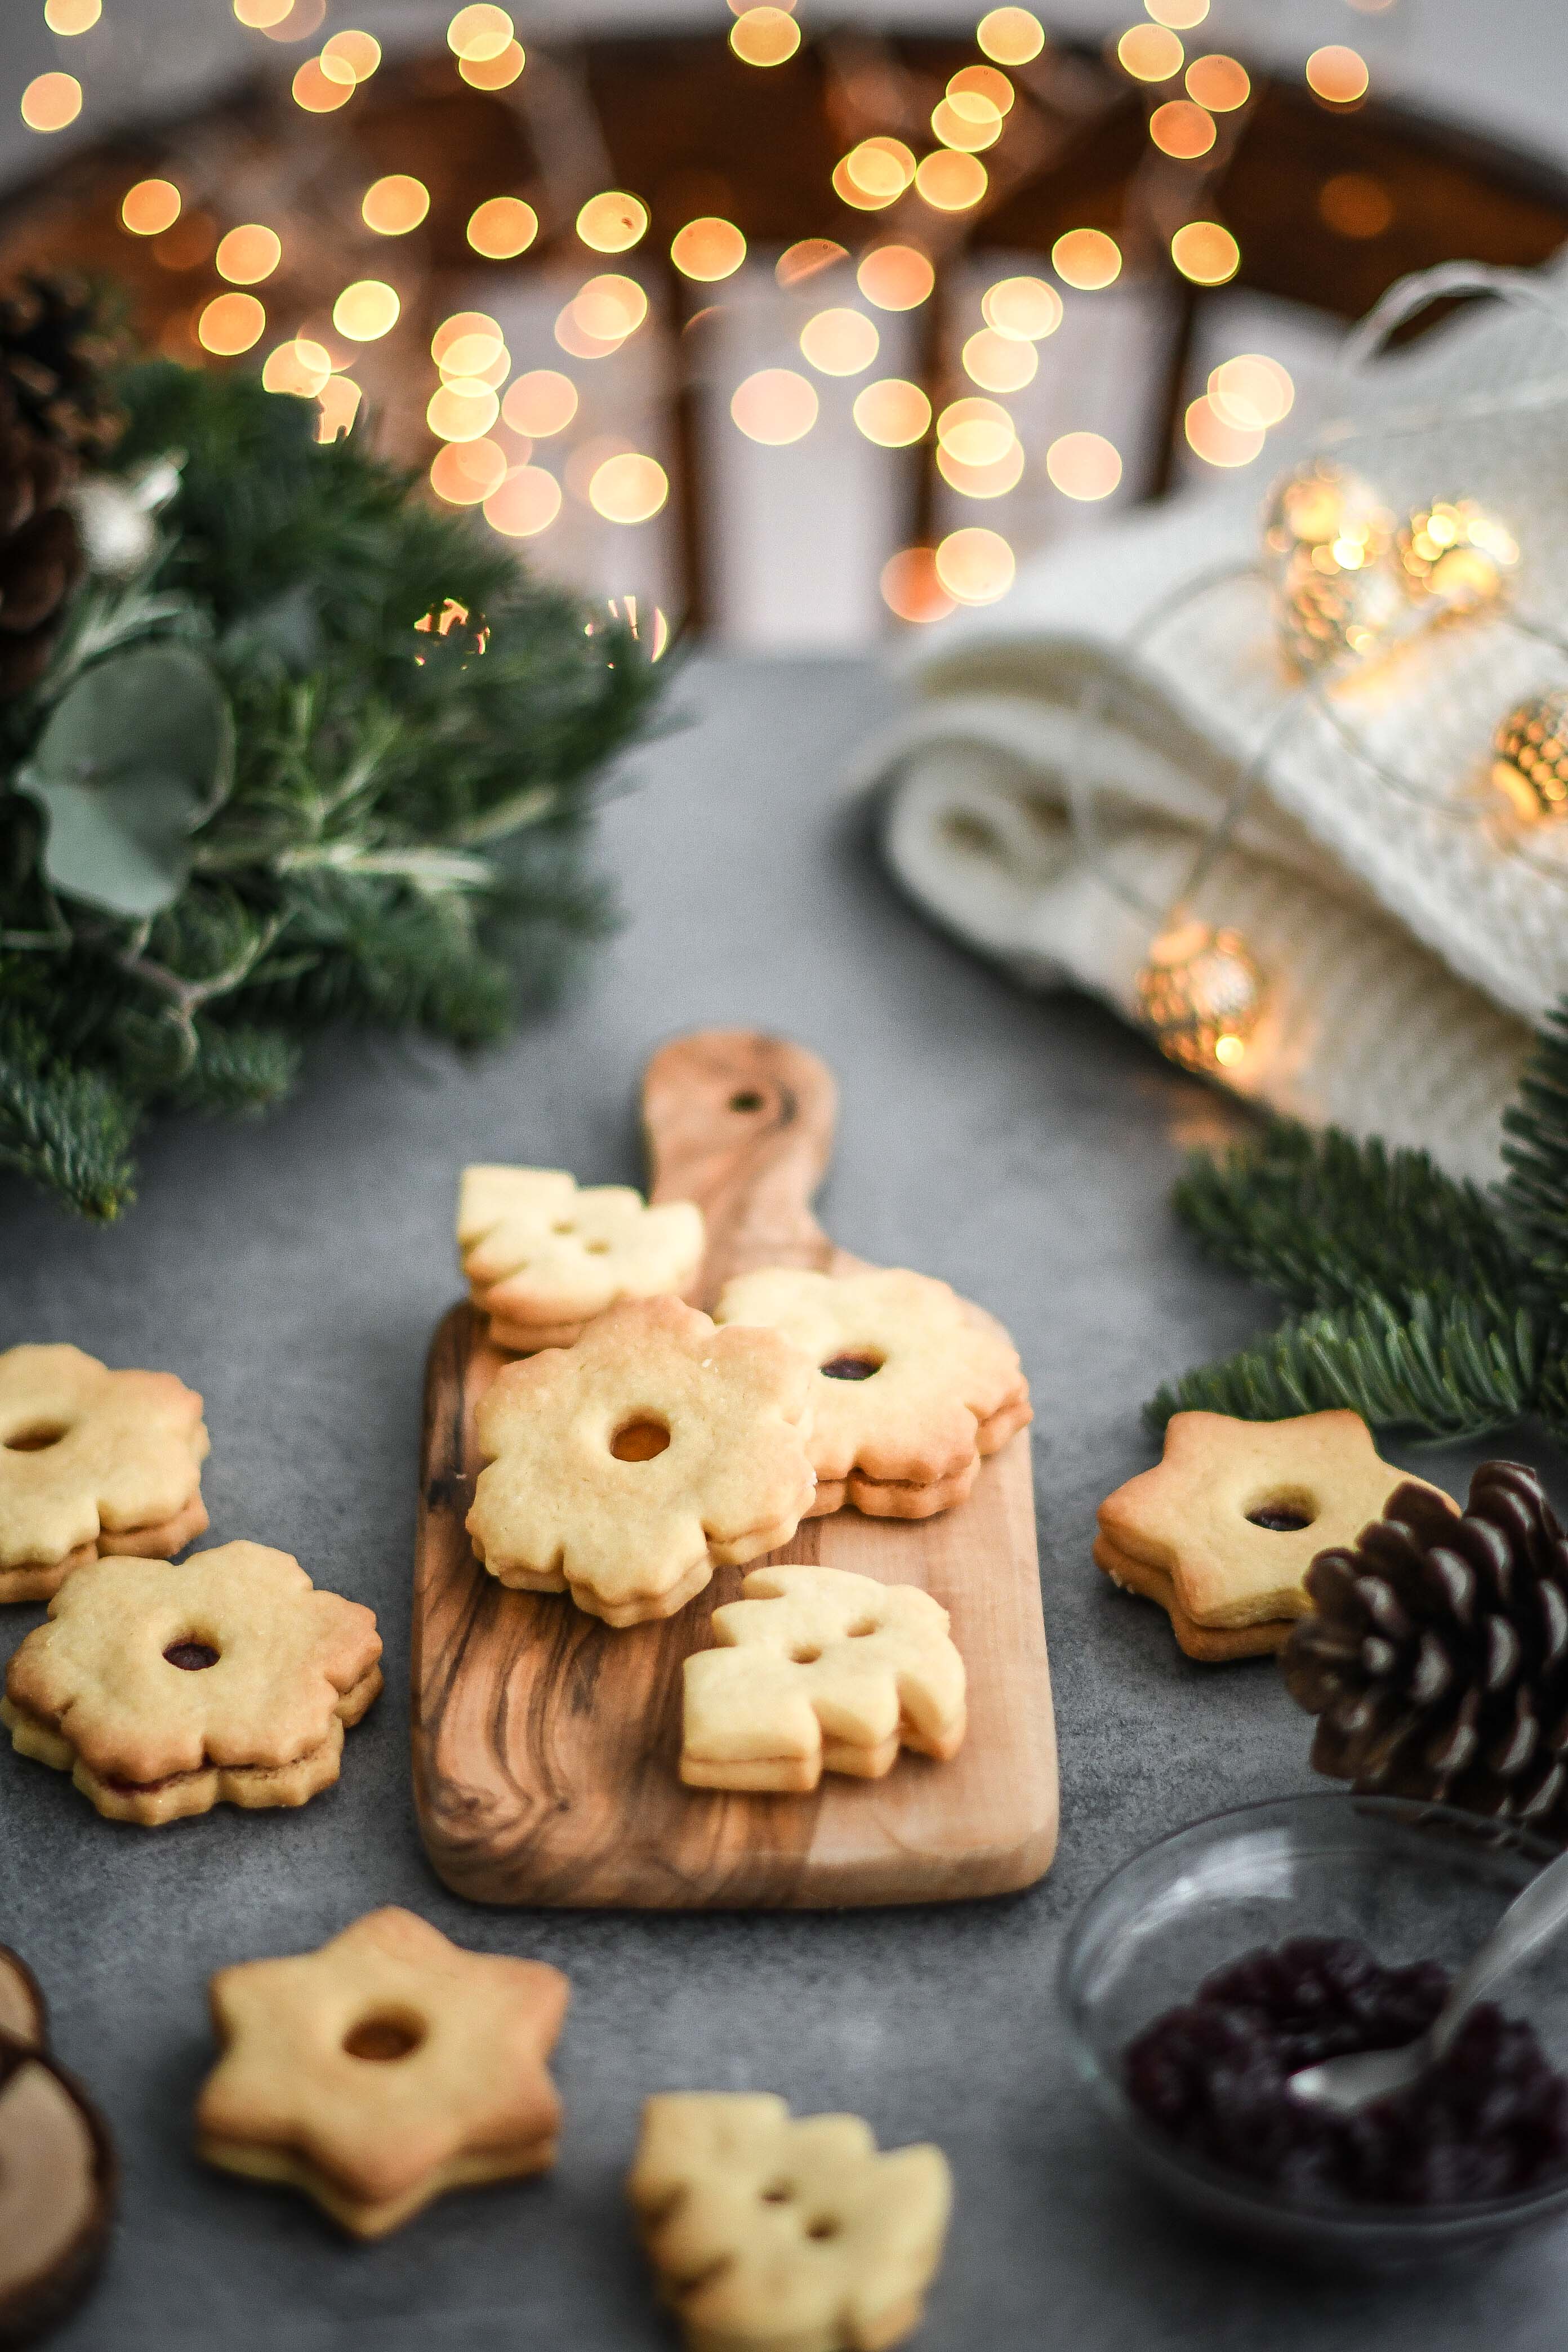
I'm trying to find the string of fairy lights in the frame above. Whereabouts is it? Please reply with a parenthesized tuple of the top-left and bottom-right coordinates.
(16, 0, 1398, 633)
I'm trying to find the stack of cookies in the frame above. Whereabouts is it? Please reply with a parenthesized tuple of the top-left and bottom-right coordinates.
(456, 1162, 1034, 1796)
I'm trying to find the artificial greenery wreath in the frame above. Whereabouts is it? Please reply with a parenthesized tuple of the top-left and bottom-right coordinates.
(0, 350, 663, 1221)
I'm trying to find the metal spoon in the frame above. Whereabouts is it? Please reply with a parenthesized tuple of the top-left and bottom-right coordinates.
(1289, 1844, 1568, 2114)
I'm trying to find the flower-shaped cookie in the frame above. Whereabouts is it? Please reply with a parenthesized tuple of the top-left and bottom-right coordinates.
(1095, 1409, 1453, 1660)
(715, 1267, 1031, 1518)
(2, 1542, 383, 1824)
(198, 1908, 569, 2239)
(458, 1166, 705, 1352)
(467, 1296, 817, 1627)
(629, 2093, 951, 2352)
(0, 1343, 210, 1601)
(681, 1566, 967, 1792)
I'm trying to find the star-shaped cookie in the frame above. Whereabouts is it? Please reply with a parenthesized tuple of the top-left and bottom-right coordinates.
(197, 1908, 569, 2238)
(1095, 1409, 1453, 1659)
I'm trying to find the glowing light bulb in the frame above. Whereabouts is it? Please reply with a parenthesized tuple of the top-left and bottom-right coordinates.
(915, 150, 987, 210)
(963, 329, 1037, 392)
(262, 336, 332, 396)
(430, 439, 508, 505)
(332, 279, 399, 340)
(44, 0, 100, 32)
(934, 525, 1015, 604)
(577, 193, 648, 253)
(1053, 229, 1121, 289)
(1185, 53, 1249, 110)
(216, 224, 282, 284)
(982, 275, 1063, 340)
(799, 308, 880, 376)
(976, 7, 1044, 65)
(1307, 44, 1369, 103)
(1184, 394, 1264, 468)
(730, 368, 817, 444)
(484, 466, 562, 537)
(363, 176, 429, 235)
(589, 453, 669, 524)
(292, 58, 352, 111)
(502, 371, 578, 437)
(1117, 25, 1183, 80)
(857, 246, 934, 310)
(1046, 430, 1122, 498)
(122, 179, 181, 235)
(730, 6, 800, 64)
(427, 378, 501, 442)
(198, 292, 265, 354)
(1170, 220, 1240, 283)
(671, 218, 746, 281)
(20, 73, 82, 132)
(853, 380, 932, 448)
(459, 41, 523, 87)
(467, 198, 537, 259)
(881, 547, 955, 624)
(447, 5, 513, 60)
(321, 29, 380, 81)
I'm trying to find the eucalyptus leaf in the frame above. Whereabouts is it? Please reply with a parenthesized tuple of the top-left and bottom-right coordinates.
(14, 644, 234, 917)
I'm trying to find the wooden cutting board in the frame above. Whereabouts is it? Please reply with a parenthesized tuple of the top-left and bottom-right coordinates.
(411, 1028, 1058, 1909)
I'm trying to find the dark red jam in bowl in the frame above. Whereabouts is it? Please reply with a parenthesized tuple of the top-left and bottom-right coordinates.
(1123, 1936, 1568, 2208)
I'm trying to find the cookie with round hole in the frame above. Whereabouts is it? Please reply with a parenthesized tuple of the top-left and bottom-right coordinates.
(197, 1907, 568, 2239)
(1, 1541, 382, 1825)
(0, 1948, 47, 2053)
(466, 1295, 817, 1629)
(457, 1165, 705, 1354)
(714, 1267, 1030, 1521)
(0, 2032, 116, 2347)
(681, 1565, 966, 1792)
(1097, 1410, 1454, 1638)
(0, 1343, 210, 1602)
(628, 2092, 951, 2352)
(1092, 1536, 1291, 1661)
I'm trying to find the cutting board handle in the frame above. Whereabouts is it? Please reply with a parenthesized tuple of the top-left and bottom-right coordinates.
(643, 1028, 838, 1306)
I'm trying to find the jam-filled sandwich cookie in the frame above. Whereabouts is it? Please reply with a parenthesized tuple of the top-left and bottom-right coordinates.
(467, 1296, 817, 1628)
(2, 1542, 382, 1824)
(1095, 1409, 1454, 1661)
(0, 1948, 47, 2053)
(198, 1908, 568, 2239)
(629, 2093, 951, 2352)
(457, 1165, 705, 1355)
(715, 1267, 1031, 1520)
(681, 1567, 966, 1793)
(0, 2021, 116, 2347)
(0, 1343, 210, 1602)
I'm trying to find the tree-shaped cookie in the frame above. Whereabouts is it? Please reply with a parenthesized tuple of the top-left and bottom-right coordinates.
(198, 1908, 568, 2238)
(629, 2092, 951, 2352)
(681, 1566, 966, 1792)
(715, 1268, 1030, 1518)
(2, 1542, 382, 1824)
(467, 1297, 817, 1628)
(0, 1343, 210, 1601)
(458, 1165, 705, 1352)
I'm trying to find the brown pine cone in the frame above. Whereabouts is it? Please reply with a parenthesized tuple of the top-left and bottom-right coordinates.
(0, 402, 83, 696)
(1284, 1462, 1568, 1837)
(0, 273, 123, 458)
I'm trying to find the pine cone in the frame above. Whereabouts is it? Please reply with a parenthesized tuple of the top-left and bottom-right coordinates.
(1284, 1462, 1568, 1836)
(0, 273, 123, 458)
(0, 393, 83, 696)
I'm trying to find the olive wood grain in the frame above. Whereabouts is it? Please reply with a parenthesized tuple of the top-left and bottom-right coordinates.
(411, 1027, 1058, 1908)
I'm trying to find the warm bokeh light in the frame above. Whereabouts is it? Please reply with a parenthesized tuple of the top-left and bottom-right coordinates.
(1319, 171, 1393, 238)
(881, 546, 955, 625)
(332, 279, 399, 340)
(216, 224, 282, 284)
(731, 368, 818, 445)
(577, 192, 648, 252)
(853, 379, 932, 447)
(1052, 229, 1121, 289)
(439, 330, 509, 382)
(20, 74, 82, 132)
(931, 96, 1002, 152)
(234, 0, 292, 23)
(1185, 52, 1249, 110)
(915, 150, 987, 210)
(430, 438, 508, 505)
(467, 197, 538, 259)
(1170, 219, 1240, 283)
(362, 175, 429, 234)
(1306, 44, 1369, 103)
(315, 376, 360, 442)
(840, 137, 916, 207)
(857, 246, 933, 311)
(458, 41, 524, 87)
(433, 311, 502, 367)
(937, 396, 1015, 468)
(198, 292, 265, 355)
(484, 466, 561, 537)
(950, 64, 1014, 113)
(730, 6, 800, 64)
(1184, 394, 1264, 467)
(976, 8, 1044, 65)
(573, 274, 648, 341)
(262, 0, 326, 39)
(502, 369, 578, 437)
(292, 59, 352, 112)
(321, 29, 380, 81)
(44, 0, 100, 32)
(671, 217, 746, 280)
(555, 305, 619, 360)
(935, 525, 1015, 604)
(122, 179, 181, 235)
(427, 378, 501, 442)
(1146, 0, 1208, 23)
(261, 336, 332, 396)
(589, 453, 669, 524)
(963, 328, 1037, 392)
(799, 308, 879, 375)
(1117, 25, 1183, 81)
(937, 439, 1024, 498)
(1046, 429, 1122, 499)
(1209, 352, 1293, 430)
(779, 239, 848, 286)
(1150, 100, 1215, 157)
(982, 274, 1063, 340)
(447, 4, 513, 60)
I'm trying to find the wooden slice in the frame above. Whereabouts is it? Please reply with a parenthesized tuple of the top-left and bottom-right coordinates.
(411, 1028, 1058, 1908)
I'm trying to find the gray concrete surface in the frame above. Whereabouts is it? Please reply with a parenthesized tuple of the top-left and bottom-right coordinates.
(3, 653, 1565, 2350)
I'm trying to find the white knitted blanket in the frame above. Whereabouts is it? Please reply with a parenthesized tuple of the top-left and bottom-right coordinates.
(863, 287, 1568, 1181)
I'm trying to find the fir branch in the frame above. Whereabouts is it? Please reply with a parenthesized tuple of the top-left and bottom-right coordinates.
(0, 1010, 138, 1220)
(1502, 1000, 1568, 1302)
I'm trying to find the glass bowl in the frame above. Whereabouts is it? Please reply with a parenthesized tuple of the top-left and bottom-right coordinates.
(1058, 1792, 1568, 2269)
